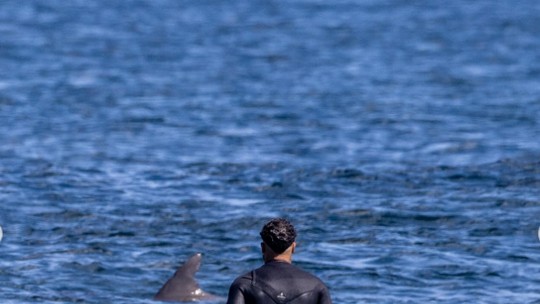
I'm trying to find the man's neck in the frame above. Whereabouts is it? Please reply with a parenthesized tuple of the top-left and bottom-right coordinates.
(266, 254, 292, 264)
(262, 242, 295, 264)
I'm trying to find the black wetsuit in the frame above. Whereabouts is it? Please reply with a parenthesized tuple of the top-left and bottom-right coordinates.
(227, 260, 332, 304)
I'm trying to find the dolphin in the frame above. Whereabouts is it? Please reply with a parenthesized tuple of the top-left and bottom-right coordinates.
(154, 253, 219, 302)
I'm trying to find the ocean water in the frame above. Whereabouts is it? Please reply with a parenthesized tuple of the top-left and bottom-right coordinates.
(0, 0, 539, 303)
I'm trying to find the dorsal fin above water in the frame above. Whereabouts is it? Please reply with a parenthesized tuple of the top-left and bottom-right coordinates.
(154, 253, 214, 302)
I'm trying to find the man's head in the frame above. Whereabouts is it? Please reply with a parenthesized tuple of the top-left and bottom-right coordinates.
(260, 218, 297, 262)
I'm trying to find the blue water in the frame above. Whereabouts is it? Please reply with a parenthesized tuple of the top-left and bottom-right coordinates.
(1, 0, 539, 303)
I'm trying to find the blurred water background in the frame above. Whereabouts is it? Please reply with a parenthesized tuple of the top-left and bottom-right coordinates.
(1, 0, 539, 303)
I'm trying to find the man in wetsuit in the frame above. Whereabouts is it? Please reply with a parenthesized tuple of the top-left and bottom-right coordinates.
(227, 218, 332, 304)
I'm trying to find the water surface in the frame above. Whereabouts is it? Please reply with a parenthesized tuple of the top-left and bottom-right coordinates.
(1, 0, 539, 303)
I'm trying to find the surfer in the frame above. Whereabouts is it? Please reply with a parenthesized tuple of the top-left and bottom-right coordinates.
(227, 218, 332, 304)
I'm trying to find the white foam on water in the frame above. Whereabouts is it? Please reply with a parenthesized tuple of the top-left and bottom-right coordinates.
(0, 225, 3, 242)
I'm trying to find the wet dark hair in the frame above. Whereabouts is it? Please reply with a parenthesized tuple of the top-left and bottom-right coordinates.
(260, 218, 297, 254)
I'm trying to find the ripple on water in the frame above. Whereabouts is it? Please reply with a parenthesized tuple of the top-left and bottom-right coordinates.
(1, 0, 540, 303)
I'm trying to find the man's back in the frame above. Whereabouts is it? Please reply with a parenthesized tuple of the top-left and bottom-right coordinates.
(227, 260, 332, 304)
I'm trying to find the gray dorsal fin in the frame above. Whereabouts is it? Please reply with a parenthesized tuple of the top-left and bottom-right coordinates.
(154, 253, 204, 302)
(173, 253, 201, 282)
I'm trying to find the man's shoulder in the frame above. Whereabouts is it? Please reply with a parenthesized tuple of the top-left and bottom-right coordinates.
(296, 266, 327, 287)
(231, 270, 253, 286)
(259, 262, 326, 285)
